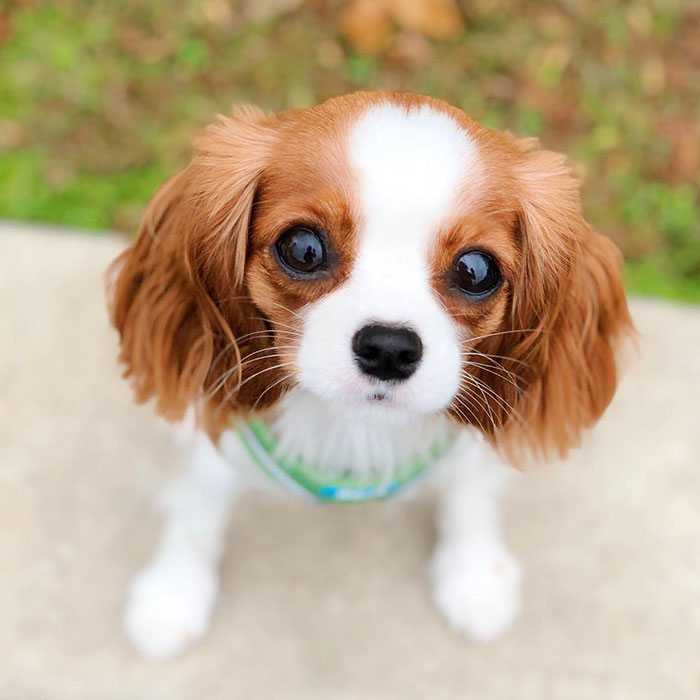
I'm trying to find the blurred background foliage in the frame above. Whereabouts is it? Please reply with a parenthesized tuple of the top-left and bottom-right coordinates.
(1, 0, 698, 300)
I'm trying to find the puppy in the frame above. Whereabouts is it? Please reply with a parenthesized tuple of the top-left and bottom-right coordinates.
(108, 92, 632, 659)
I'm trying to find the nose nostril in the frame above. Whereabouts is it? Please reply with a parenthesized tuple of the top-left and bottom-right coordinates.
(360, 344, 380, 361)
(352, 324, 423, 382)
(398, 350, 417, 365)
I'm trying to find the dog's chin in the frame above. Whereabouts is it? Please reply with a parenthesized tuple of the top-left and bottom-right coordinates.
(299, 384, 449, 426)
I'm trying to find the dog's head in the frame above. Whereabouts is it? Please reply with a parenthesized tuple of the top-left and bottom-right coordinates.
(109, 92, 632, 458)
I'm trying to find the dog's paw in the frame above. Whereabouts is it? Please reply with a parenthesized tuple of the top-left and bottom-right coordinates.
(430, 542, 522, 641)
(123, 556, 218, 659)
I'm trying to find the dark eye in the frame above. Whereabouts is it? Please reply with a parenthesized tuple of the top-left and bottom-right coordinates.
(454, 250, 501, 297)
(275, 226, 327, 275)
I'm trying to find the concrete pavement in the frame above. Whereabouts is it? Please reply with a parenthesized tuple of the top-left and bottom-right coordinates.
(1, 222, 699, 699)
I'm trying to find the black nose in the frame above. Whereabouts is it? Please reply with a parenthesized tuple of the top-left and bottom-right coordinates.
(352, 324, 423, 381)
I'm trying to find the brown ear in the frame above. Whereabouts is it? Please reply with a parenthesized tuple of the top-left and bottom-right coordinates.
(107, 106, 277, 427)
(473, 141, 634, 459)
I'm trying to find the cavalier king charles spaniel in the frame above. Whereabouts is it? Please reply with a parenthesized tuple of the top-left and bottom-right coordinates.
(108, 92, 632, 659)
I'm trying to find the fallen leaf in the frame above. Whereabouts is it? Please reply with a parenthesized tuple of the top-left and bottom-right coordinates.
(0, 120, 25, 150)
(662, 118, 700, 184)
(640, 57, 666, 96)
(244, 0, 303, 23)
(389, 30, 435, 67)
(202, 0, 236, 25)
(386, 0, 463, 39)
(316, 39, 345, 69)
(340, 0, 393, 55)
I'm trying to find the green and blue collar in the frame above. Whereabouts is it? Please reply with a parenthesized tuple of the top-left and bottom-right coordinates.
(235, 418, 454, 504)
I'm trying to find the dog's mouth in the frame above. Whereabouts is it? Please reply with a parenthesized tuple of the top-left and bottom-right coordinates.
(368, 391, 387, 402)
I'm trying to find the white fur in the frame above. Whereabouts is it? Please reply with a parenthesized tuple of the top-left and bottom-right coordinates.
(430, 431, 522, 639)
(124, 102, 521, 658)
(269, 387, 451, 478)
(124, 435, 238, 659)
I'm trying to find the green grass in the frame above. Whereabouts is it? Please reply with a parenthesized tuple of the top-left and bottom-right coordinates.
(1, 0, 698, 301)
(626, 260, 700, 303)
(0, 149, 169, 229)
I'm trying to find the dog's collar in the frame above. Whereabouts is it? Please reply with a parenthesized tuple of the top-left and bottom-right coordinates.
(235, 418, 454, 504)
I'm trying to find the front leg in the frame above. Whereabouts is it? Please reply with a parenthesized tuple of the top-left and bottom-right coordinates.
(124, 433, 239, 659)
(430, 431, 522, 641)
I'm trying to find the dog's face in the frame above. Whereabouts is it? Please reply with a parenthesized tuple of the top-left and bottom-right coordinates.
(251, 101, 486, 420)
(110, 93, 632, 457)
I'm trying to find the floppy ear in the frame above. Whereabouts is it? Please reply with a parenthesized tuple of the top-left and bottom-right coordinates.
(107, 106, 278, 428)
(476, 140, 634, 459)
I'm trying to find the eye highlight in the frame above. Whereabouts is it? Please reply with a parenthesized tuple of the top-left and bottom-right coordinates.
(454, 250, 501, 298)
(275, 226, 327, 276)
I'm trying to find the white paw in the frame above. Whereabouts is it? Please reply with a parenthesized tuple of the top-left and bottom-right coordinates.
(430, 542, 522, 641)
(123, 556, 218, 659)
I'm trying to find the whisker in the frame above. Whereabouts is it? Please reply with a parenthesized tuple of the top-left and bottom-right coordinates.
(254, 298, 305, 322)
(215, 360, 294, 408)
(213, 294, 254, 305)
(236, 328, 302, 342)
(207, 348, 296, 399)
(448, 401, 472, 429)
(462, 362, 521, 389)
(464, 349, 523, 383)
(467, 361, 519, 388)
(462, 391, 496, 434)
(209, 328, 301, 378)
(252, 373, 294, 412)
(466, 373, 516, 415)
(449, 394, 476, 428)
(461, 328, 547, 344)
(466, 374, 531, 434)
(209, 339, 239, 376)
(464, 384, 497, 433)
(450, 393, 487, 433)
(463, 374, 499, 432)
(248, 317, 304, 335)
(235, 361, 296, 389)
(473, 352, 532, 369)
(462, 346, 531, 373)
(208, 295, 306, 324)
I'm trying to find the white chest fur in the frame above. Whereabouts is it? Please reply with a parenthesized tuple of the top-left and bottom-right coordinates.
(220, 387, 454, 484)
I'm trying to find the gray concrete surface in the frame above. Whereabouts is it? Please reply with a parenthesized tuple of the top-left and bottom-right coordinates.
(1, 221, 699, 700)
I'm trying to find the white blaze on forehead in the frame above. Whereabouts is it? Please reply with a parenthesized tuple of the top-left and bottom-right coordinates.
(349, 103, 479, 240)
